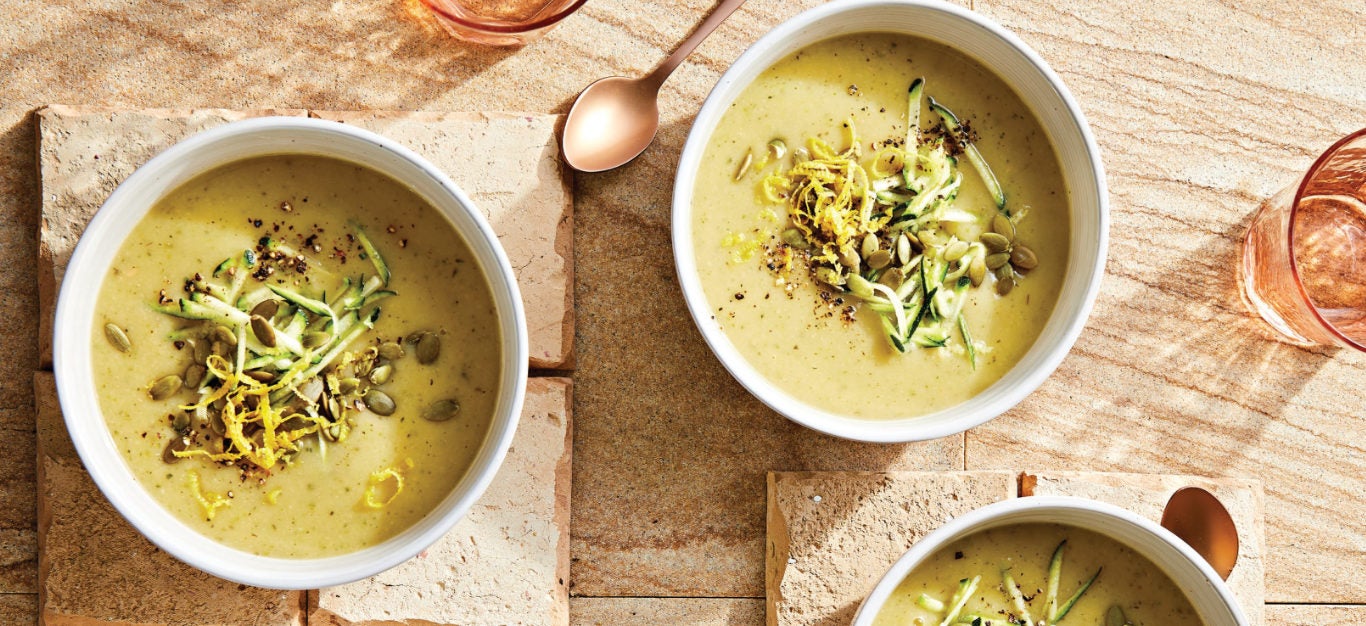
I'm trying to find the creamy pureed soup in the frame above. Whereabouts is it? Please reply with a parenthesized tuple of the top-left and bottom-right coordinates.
(692, 34, 1069, 418)
(92, 155, 499, 558)
(874, 523, 1203, 626)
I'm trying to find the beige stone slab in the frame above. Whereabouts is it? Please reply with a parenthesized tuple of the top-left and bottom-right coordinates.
(571, 598, 764, 626)
(35, 106, 310, 370)
(766, 471, 1017, 626)
(1266, 604, 1366, 625)
(310, 377, 572, 626)
(33, 373, 305, 626)
(1022, 471, 1265, 625)
(37, 106, 574, 369)
(310, 110, 573, 369)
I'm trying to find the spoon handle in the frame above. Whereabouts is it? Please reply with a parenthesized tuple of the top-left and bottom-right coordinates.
(646, 0, 748, 88)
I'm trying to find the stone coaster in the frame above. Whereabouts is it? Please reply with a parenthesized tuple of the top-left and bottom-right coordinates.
(1022, 471, 1265, 626)
(766, 471, 1018, 626)
(766, 471, 1266, 626)
(310, 377, 572, 626)
(36, 105, 574, 370)
(34, 372, 305, 626)
(35, 372, 572, 626)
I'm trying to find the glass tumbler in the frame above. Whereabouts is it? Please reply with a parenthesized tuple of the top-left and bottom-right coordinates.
(1240, 128, 1366, 350)
(421, 0, 587, 45)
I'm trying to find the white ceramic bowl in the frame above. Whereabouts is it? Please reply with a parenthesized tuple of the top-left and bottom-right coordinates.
(853, 497, 1249, 625)
(672, 0, 1108, 442)
(52, 117, 529, 589)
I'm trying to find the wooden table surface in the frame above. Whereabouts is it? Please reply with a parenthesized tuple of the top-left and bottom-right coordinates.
(1, 1, 1363, 623)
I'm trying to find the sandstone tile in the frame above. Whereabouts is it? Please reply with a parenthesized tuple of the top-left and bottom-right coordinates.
(35, 106, 311, 369)
(307, 111, 574, 369)
(0, 109, 39, 416)
(37, 107, 573, 370)
(571, 598, 764, 626)
(1022, 471, 1265, 626)
(766, 471, 1017, 626)
(0, 420, 37, 594)
(34, 372, 304, 626)
(310, 377, 572, 626)
(0, 593, 36, 626)
(1267, 604, 1366, 625)
(38, 458, 305, 626)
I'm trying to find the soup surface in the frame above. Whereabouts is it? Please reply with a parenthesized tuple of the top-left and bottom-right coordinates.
(873, 523, 1203, 626)
(692, 33, 1070, 418)
(92, 155, 500, 558)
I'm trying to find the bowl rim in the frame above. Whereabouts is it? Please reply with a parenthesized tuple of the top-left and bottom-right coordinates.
(51, 116, 529, 589)
(670, 0, 1109, 442)
(851, 496, 1250, 625)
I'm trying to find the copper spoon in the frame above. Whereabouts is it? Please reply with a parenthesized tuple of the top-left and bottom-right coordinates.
(1160, 486, 1240, 580)
(561, 0, 748, 172)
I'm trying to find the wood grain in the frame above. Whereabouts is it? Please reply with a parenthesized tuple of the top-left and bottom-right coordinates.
(571, 598, 764, 625)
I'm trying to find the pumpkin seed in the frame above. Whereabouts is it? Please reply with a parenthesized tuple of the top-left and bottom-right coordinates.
(323, 423, 341, 441)
(1010, 244, 1038, 270)
(846, 274, 875, 299)
(944, 240, 969, 262)
(184, 364, 206, 388)
(245, 369, 276, 384)
(148, 375, 183, 401)
(968, 255, 987, 287)
(995, 265, 1015, 281)
(815, 266, 846, 287)
(162, 436, 190, 464)
(981, 232, 1012, 253)
(104, 323, 132, 353)
(861, 234, 879, 259)
(193, 339, 211, 363)
(369, 364, 393, 386)
(768, 138, 787, 160)
(250, 315, 276, 348)
(734, 150, 754, 181)
(416, 333, 441, 365)
(172, 412, 191, 434)
(209, 411, 226, 436)
(364, 389, 396, 416)
(905, 230, 923, 251)
(423, 399, 461, 422)
(917, 229, 943, 247)
(867, 249, 893, 270)
(896, 233, 912, 265)
(995, 273, 1016, 296)
(213, 325, 236, 345)
(303, 331, 330, 350)
(985, 252, 1012, 270)
(991, 213, 1016, 240)
(278, 416, 310, 432)
(792, 146, 811, 164)
(878, 267, 905, 290)
(250, 299, 280, 320)
(780, 228, 809, 249)
(327, 396, 342, 420)
(338, 377, 362, 395)
(838, 248, 861, 271)
(378, 341, 405, 361)
(354, 357, 374, 377)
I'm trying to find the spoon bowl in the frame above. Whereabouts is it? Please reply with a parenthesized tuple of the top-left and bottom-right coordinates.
(560, 0, 748, 172)
(1161, 486, 1240, 580)
(562, 76, 661, 172)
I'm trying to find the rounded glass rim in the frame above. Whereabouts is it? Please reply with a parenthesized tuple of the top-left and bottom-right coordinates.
(420, 0, 588, 35)
(1285, 126, 1366, 352)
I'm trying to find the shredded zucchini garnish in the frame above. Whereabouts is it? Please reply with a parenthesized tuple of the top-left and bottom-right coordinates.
(741, 77, 1037, 360)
